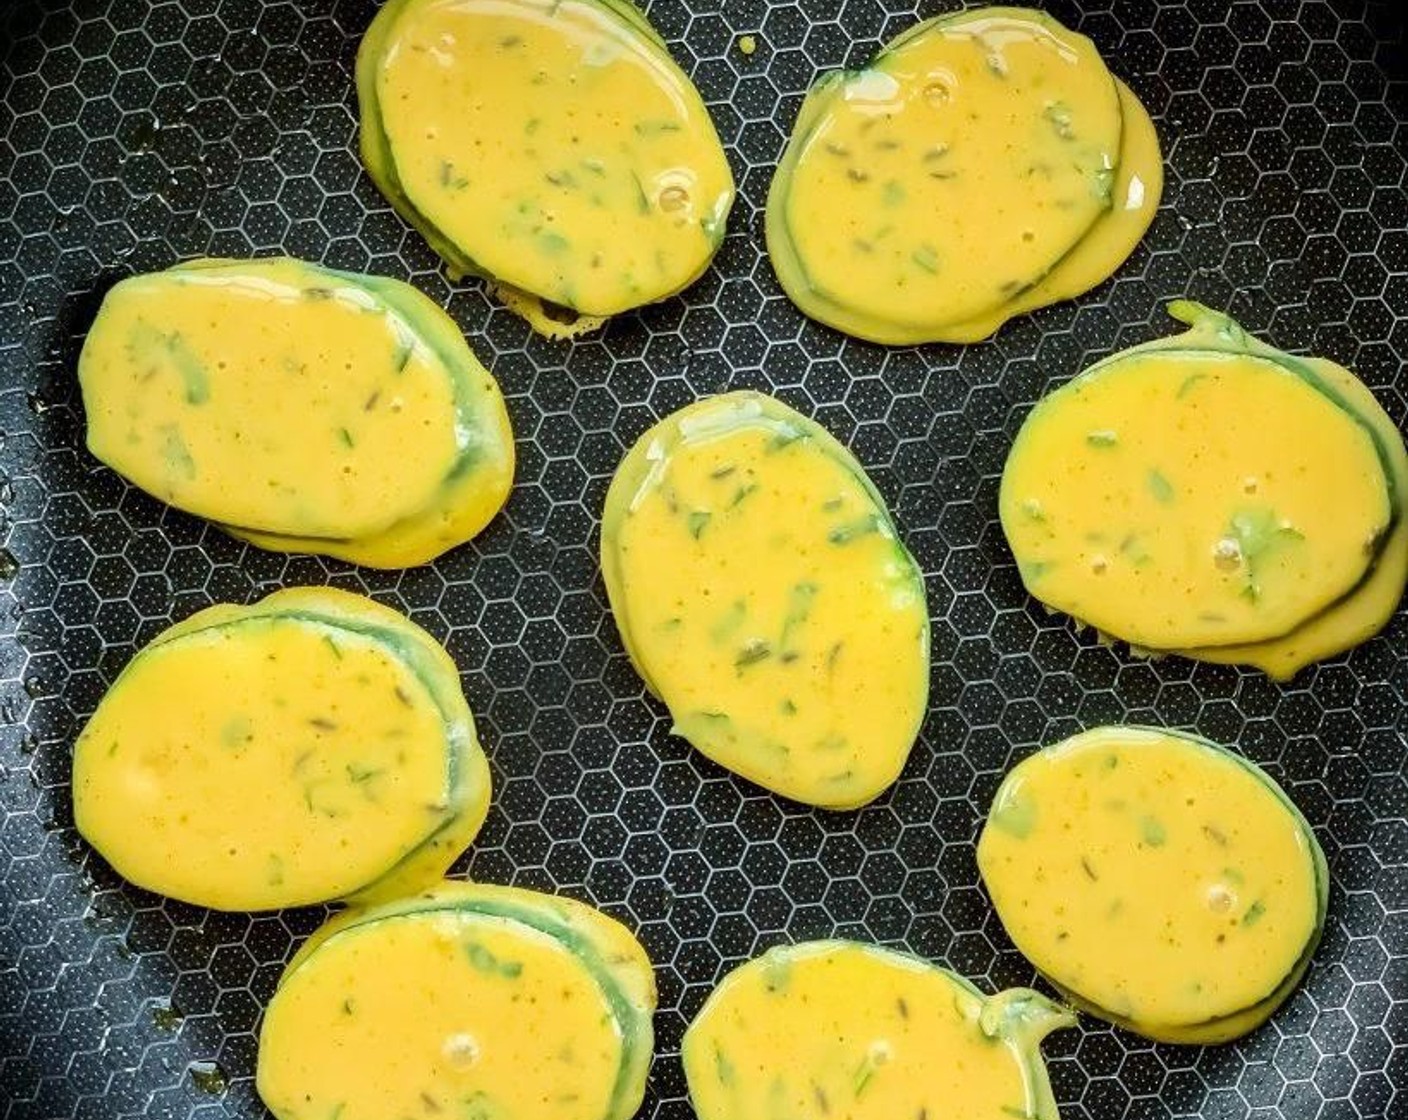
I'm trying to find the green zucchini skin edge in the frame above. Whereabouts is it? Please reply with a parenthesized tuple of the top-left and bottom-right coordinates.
(984, 724, 1329, 1045)
(135, 599, 490, 909)
(765, 7, 1120, 345)
(275, 889, 653, 1120)
(600, 389, 930, 713)
(683, 939, 1075, 1120)
(1009, 302, 1399, 653)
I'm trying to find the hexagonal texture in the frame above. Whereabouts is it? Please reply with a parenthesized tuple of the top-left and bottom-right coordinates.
(1, 0, 1406, 1118)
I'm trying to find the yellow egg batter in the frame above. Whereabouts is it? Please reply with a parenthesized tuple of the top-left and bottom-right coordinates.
(359, 0, 734, 332)
(684, 940, 1074, 1120)
(601, 392, 929, 809)
(978, 726, 1327, 1043)
(72, 589, 490, 911)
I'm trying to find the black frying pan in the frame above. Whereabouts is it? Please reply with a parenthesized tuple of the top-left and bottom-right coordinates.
(1, 1, 1405, 1117)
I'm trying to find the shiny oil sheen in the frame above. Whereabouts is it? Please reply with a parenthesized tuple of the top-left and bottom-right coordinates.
(600, 392, 928, 809)
(361, 0, 734, 324)
(683, 940, 1074, 1120)
(978, 726, 1326, 1043)
(72, 589, 489, 911)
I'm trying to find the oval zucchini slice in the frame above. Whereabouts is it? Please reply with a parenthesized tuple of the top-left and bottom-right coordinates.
(72, 588, 490, 911)
(978, 726, 1327, 1043)
(79, 257, 514, 567)
(601, 392, 929, 809)
(684, 940, 1074, 1120)
(258, 883, 655, 1120)
(358, 0, 735, 335)
(767, 6, 1132, 344)
(1000, 304, 1394, 650)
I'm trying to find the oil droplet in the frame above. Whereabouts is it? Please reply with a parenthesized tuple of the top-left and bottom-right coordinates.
(0, 549, 17, 581)
(26, 392, 55, 415)
(129, 113, 161, 153)
(924, 79, 953, 107)
(20, 733, 37, 754)
(1213, 537, 1242, 571)
(1089, 554, 1109, 575)
(23, 677, 44, 698)
(188, 1061, 227, 1095)
(152, 1001, 184, 1032)
(658, 185, 690, 212)
(442, 1032, 481, 1067)
(737, 34, 757, 56)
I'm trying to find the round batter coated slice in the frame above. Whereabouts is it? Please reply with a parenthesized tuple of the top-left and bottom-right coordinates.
(1000, 304, 1394, 650)
(767, 6, 1126, 344)
(258, 884, 653, 1120)
(1151, 310, 1408, 677)
(684, 940, 1074, 1120)
(978, 726, 1327, 1043)
(278, 881, 656, 1120)
(72, 588, 490, 911)
(80, 257, 513, 567)
(601, 392, 929, 809)
(358, 0, 735, 336)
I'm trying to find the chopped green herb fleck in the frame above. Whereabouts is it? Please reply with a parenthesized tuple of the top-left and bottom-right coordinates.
(687, 510, 711, 539)
(911, 244, 940, 274)
(1092, 165, 1115, 206)
(539, 231, 570, 254)
(1146, 469, 1175, 504)
(635, 119, 683, 136)
(525, 118, 542, 136)
(463, 940, 524, 979)
(438, 161, 469, 190)
(896, 997, 909, 1019)
(814, 1084, 831, 1113)
(1140, 816, 1167, 847)
(322, 635, 342, 660)
(779, 581, 818, 650)
(709, 464, 736, 480)
(499, 34, 522, 47)
(829, 514, 880, 545)
(629, 171, 651, 214)
(393, 685, 413, 707)
(780, 698, 797, 715)
(309, 716, 338, 732)
(826, 642, 843, 672)
(341, 999, 355, 1016)
(160, 425, 196, 481)
(1080, 855, 1099, 881)
(728, 482, 758, 509)
(1177, 372, 1207, 399)
(710, 600, 747, 642)
(338, 427, 355, 449)
(882, 180, 906, 207)
(1204, 824, 1230, 847)
(1086, 430, 1118, 448)
(735, 639, 772, 669)
(768, 426, 804, 451)
(713, 1043, 734, 1086)
(364, 389, 381, 411)
(165, 332, 210, 405)
(1242, 900, 1266, 927)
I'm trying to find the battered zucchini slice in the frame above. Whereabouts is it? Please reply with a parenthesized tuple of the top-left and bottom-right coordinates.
(1000, 303, 1395, 651)
(79, 257, 513, 567)
(258, 882, 655, 1120)
(684, 940, 1074, 1120)
(978, 726, 1328, 1043)
(601, 392, 929, 809)
(72, 588, 490, 911)
(357, 0, 735, 337)
(767, 7, 1152, 344)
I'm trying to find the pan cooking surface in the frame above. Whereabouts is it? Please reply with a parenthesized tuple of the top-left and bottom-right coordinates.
(2, 1, 1406, 1117)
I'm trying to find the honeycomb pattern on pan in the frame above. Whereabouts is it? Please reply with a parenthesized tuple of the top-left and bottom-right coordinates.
(1, 0, 1406, 1117)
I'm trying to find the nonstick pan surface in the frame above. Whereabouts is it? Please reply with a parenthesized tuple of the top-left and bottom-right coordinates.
(2, 1, 1407, 1117)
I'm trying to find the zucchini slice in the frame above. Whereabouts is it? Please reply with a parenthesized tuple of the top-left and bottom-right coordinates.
(72, 588, 490, 911)
(258, 882, 655, 1120)
(1000, 304, 1394, 650)
(683, 940, 1074, 1120)
(767, 6, 1132, 344)
(601, 392, 929, 809)
(80, 257, 513, 567)
(978, 725, 1327, 1044)
(357, 0, 735, 336)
